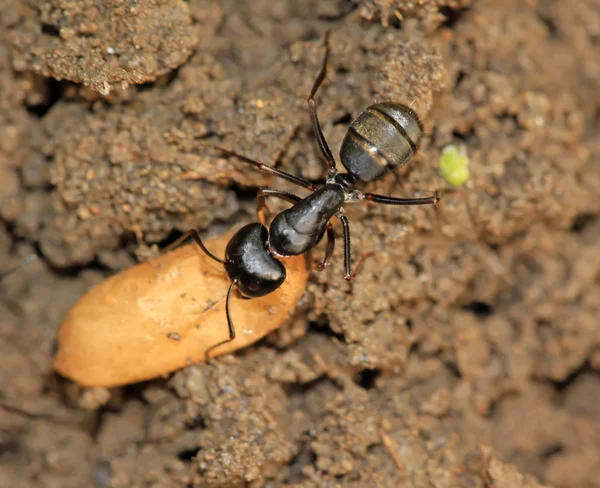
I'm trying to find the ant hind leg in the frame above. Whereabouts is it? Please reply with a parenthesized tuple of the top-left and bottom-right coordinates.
(198, 143, 316, 191)
(363, 192, 439, 207)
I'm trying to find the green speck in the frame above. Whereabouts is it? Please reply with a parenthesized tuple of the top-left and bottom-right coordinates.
(439, 145, 470, 186)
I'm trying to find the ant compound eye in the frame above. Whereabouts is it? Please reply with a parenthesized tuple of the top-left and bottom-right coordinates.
(248, 281, 260, 291)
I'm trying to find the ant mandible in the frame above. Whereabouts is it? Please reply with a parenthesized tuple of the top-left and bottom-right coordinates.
(180, 33, 439, 357)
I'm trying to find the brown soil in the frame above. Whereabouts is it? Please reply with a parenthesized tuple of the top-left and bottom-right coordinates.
(1, 0, 599, 487)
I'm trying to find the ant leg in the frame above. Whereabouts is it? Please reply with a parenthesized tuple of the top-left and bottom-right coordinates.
(307, 31, 336, 173)
(161, 229, 225, 264)
(363, 191, 440, 207)
(204, 280, 238, 361)
(314, 222, 335, 271)
(257, 188, 301, 225)
(338, 215, 353, 280)
(198, 143, 316, 191)
(338, 215, 373, 281)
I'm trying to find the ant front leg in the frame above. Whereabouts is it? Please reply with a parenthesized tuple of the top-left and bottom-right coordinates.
(307, 31, 337, 174)
(159, 229, 225, 264)
(256, 188, 301, 225)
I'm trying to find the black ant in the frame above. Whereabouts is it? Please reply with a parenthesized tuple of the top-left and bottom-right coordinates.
(179, 33, 440, 356)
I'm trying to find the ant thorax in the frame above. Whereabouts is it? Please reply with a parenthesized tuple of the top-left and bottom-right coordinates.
(328, 171, 364, 204)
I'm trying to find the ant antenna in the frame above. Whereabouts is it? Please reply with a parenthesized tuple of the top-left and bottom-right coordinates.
(224, 280, 237, 342)
(0, 254, 38, 281)
(204, 279, 238, 361)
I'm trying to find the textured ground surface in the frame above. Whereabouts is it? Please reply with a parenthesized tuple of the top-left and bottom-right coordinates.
(1, 0, 599, 486)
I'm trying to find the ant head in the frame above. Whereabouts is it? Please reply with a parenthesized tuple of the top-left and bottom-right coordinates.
(224, 223, 286, 298)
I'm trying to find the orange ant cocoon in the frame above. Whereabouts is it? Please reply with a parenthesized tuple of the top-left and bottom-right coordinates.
(53, 232, 308, 388)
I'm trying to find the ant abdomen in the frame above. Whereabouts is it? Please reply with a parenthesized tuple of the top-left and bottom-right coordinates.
(225, 223, 286, 297)
(340, 102, 424, 182)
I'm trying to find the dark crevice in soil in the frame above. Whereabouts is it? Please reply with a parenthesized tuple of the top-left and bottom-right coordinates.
(570, 213, 596, 234)
(384, 14, 403, 30)
(284, 438, 317, 484)
(484, 389, 521, 420)
(177, 446, 201, 462)
(139, 66, 181, 92)
(184, 413, 207, 430)
(317, 0, 357, 21)
(486, 241, 499, 252)
(451, 127, 476, 143)
(0, 402, 45, 421)
(461, 300, 494, 318)
(454, 69, 467, 90)
(280, 373, 332, 397)
(498, 112, 521, 129)
(229, 183, 264, 205)
(1, 221, 36, 255)
(407, 340, 419, 358)
(353, 368, 382, 390)
(25, 77, 63, 118)
(124, 380, 169, 406)
(299, 26, 320, 42)
(90, 406, 112, 441)
(535, 12, 559, 39)
(0, 436, 21, 456)
(547, 360, 596, 394)
(538, 441, 565, 461)
(439, 6, 471, 29)
(443, 359, 463, 379)
(332, 112, 352, 126)
(306, 318, 346, 342)
(41, 23, 60, 37)
(47, 255, 111, 279)
(408, 255, 424, 275)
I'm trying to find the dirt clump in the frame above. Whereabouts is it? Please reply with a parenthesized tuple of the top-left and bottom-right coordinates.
(10, 0, 198, 95)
